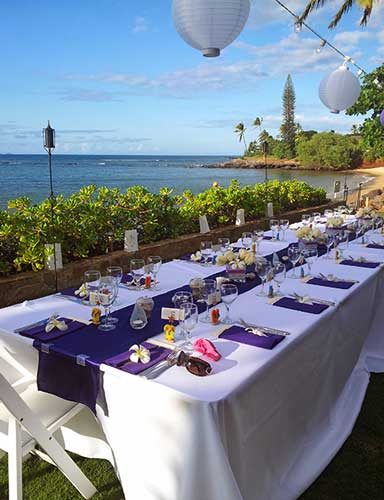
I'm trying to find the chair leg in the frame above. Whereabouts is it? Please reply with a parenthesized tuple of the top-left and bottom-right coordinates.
(8, 416, 22, 500)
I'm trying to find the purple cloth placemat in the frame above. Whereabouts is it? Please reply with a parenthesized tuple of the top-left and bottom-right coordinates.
(105, 342, 170, 375)
(307, 278, 354, 290)
(340, 260, 380, 269)
(121, 273, 134, 284)
(19, 318, 86, 342)
(60, 288, 79, 298)
(219, 325, 284, 349)
(366, 244, 384, 250)
(273, 297, 328, 314)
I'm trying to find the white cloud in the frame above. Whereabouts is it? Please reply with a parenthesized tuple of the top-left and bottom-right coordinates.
(132, 16, 149, 34)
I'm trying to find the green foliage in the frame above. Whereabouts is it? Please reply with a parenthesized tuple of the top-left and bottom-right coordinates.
(347, 64, 384, 160)
(0, 181, 326, 275)
(280, 74, 297, 158)
(297, 132, 363, 169)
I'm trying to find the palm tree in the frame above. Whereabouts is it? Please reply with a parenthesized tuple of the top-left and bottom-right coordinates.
(234, 122, 248, 155)
(299, 0, 377, 29)
(253, 117, 263, 129)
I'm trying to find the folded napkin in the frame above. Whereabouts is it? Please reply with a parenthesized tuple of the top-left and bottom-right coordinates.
(307, 277, 354, 290)
(18, 318, 86, 341)
(219, 325, 284, 350)
(104, 342, 170, 375)
(60, 287, 80, 298)
(366, 244, 384, 250)
(340, 260, 380, 269)
(273, 297, 328, 314)
(121, 273, 135, 284)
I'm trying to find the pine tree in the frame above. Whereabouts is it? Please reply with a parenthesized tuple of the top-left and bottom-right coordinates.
(280, 74, 297, 158)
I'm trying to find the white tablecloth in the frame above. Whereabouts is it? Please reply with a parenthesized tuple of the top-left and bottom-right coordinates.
(1, 230, 383, 500)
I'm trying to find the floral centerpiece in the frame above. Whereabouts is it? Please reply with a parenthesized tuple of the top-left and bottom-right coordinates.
(325, 216, 345, 234)
(216, 249, 256, 282)
(356, 207, 376, 220)
(296, 227, 325, 248)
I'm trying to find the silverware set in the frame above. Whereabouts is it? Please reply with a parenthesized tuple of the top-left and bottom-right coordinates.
(239, 318, 290, 336)
(289, 293, 335, 307)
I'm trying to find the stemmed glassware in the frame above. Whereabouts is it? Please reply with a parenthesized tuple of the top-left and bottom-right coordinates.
(84, 270, 101, 306)
(148, 256, 162, 290)
(302, 248, 318, 277)
(301, 214, 311, 227)
(255, 259, 272, 296)
(130, 259, 146, 288)
(200, 241, 213, 266)
(241, 232, 253, 250)
(312, 212, 321, 224)
(200, 279, 217, 324)
(218, 238, 230, 254)
(97, 276, 117, 331)
(172, 291, 193, 339)
(279, 219, 289, 242)
(270, 219, 280, 240)
(106, 266, 123, 323)
(272, 262, 286, 295)
(287, 246, 301, 278)
(180, 303, 198, 347)
(324, 233, 335, 259)
(253, 230, 264, 253)
(220, 284, 238, 324)
(336, 231, 348, 258)
(324, 209, 333, 219)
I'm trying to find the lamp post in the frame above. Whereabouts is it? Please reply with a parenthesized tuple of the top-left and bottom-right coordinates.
(43, 121, 58, 291)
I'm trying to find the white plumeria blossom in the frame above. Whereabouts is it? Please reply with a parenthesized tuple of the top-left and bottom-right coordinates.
(129, 344, 151, 364)
(190, 251, 203, 262)
(75, 283, 88, 298)
(45, 318, 68, 333)
(295, 295, 314, 305)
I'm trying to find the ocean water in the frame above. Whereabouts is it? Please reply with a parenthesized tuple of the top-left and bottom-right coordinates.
(0, 154, 374, 209)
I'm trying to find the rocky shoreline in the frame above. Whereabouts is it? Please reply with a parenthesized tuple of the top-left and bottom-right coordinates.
(201, 157, 339, 171)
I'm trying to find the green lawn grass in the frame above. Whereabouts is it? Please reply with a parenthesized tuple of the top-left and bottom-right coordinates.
(1, 374, 383, 500)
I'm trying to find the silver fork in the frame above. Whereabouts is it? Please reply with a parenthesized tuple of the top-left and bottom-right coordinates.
(290, 293, 335, 307)
(239, 318, 290, 336)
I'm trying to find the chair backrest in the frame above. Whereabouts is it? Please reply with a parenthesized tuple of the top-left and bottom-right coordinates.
(0, 329, 38, 385)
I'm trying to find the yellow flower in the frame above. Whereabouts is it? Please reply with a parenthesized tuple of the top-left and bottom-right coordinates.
(215, 255, 227, 266)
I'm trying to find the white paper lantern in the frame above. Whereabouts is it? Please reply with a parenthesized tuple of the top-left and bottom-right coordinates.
(172, 0, 251, 57)
(319, 65, 361, 114)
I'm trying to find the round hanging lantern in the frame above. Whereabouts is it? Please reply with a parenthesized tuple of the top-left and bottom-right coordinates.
(172, 0, 251, 57)
(319, 65, 361, 114)
(380, 109, 384, 127)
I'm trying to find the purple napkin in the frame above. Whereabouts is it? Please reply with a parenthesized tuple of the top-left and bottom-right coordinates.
(219, 325, 284, 349)
(366, 244, 384, 250)
(307, 278, 354, 290)
(273, 297, 328, 314)
(121, 273, 134, 284)
(19, 318, 86, 342)
(340, 260, 380, 269)
(104, 342, 170, 375)
(60, 287, 79, 298)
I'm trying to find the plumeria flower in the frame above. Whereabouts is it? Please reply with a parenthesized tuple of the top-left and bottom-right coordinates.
(190, 251, 203, 262)
(129, 344, 151, 364)
(75, 283, 88, 298)
(45, 318, 68, 333)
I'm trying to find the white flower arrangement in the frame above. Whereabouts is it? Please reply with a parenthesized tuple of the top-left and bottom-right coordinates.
(74, 283, 88, 298)
(356, 207, 376, 219)
(216, 249, 256, 268)
(326, 217, 344, 228)
(296, 226, 325, 242)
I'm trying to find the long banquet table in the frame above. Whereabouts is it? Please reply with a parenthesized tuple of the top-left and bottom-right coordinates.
(1, 229, 384, 500)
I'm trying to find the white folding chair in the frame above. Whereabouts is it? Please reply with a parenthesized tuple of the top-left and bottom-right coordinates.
(0, 370, 98, 500)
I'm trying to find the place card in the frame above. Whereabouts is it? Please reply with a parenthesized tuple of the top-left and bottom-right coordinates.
(124, 230, 139, 252)
(161, 307, 185, 321)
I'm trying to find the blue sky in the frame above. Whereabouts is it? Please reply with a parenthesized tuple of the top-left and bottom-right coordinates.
(1, 0, 383, 155)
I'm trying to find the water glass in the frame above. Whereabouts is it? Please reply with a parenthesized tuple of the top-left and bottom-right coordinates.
(255, 259, 272, 296)
(287, 246, 301, 278)
(180, 303, 198, 345)
(270, 219, 280, 240)
(324, 209, 333, 219)
(172, 291, 193, 309)
(200, 241, 213, 266)
(148, 256, 162, 290)
(220, 284, 238, 324)
(241, 232, 253, 250)
(130, 259, 145, 288)
(279, 219, 289, 241)
(272, 262, 286, 295)
(84, 270, 101, 306)
(107, 266, 123, 323)
(98, 276, 116, 331)
(302, 248, 318, 276)
(301, 214, 311, 227)
(200, 279, 217, 324)
(218, 238, 230, 254)
(312, 212, 321, 224)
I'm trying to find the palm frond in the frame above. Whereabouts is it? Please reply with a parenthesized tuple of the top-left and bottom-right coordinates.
(299, 0, 329, 23)
(329, 0, 354, 29)
(360, 5, 373, 25)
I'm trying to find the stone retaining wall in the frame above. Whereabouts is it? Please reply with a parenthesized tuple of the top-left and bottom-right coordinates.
(0, 201, 340, 308)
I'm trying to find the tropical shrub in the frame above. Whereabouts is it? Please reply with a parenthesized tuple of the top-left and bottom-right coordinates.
(0, 181, 327, 275)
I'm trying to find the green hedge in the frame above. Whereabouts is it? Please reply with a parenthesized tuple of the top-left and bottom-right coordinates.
(0, 180, 327, 274)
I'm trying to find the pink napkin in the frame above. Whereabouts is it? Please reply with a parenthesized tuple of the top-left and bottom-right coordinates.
(194, 339, 221, 361)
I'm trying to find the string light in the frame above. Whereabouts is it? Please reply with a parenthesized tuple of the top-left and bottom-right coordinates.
(274, 0, 367, 77)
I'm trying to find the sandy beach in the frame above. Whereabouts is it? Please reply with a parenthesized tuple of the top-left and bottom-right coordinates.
(355, 167, 384, 195)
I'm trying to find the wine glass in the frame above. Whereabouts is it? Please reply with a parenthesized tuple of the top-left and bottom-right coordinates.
(84, 270, 101, 306)
(200, 241, 213, 266)
(241, 232, 253, 250)
(324, 209, 333, 219)
(312, 212, 321, 224)
(200, 279, 217, 324)
(130, 259, 145, 288)
(272, 262, 286, 295)
(255, 259, 271, 296)
(148, 256, 162, 290)
(270, 219, 280, 240)
(180, 303, 198, 347)
(253, 230, 264, 254)
(324, 233, 335, 259)
(97, 276, 116, 331)
(302, 248, 318, 276)
(279, 219, 289, 242)
(301, 214, 311, 227)
(106, 266, 123, 323)
(220, 284, 238, 324)
(287, 246, 301, 278)
(172, 291, 193, 308)
(336, 231, 348, 258)
(218, 238, 230, 254)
